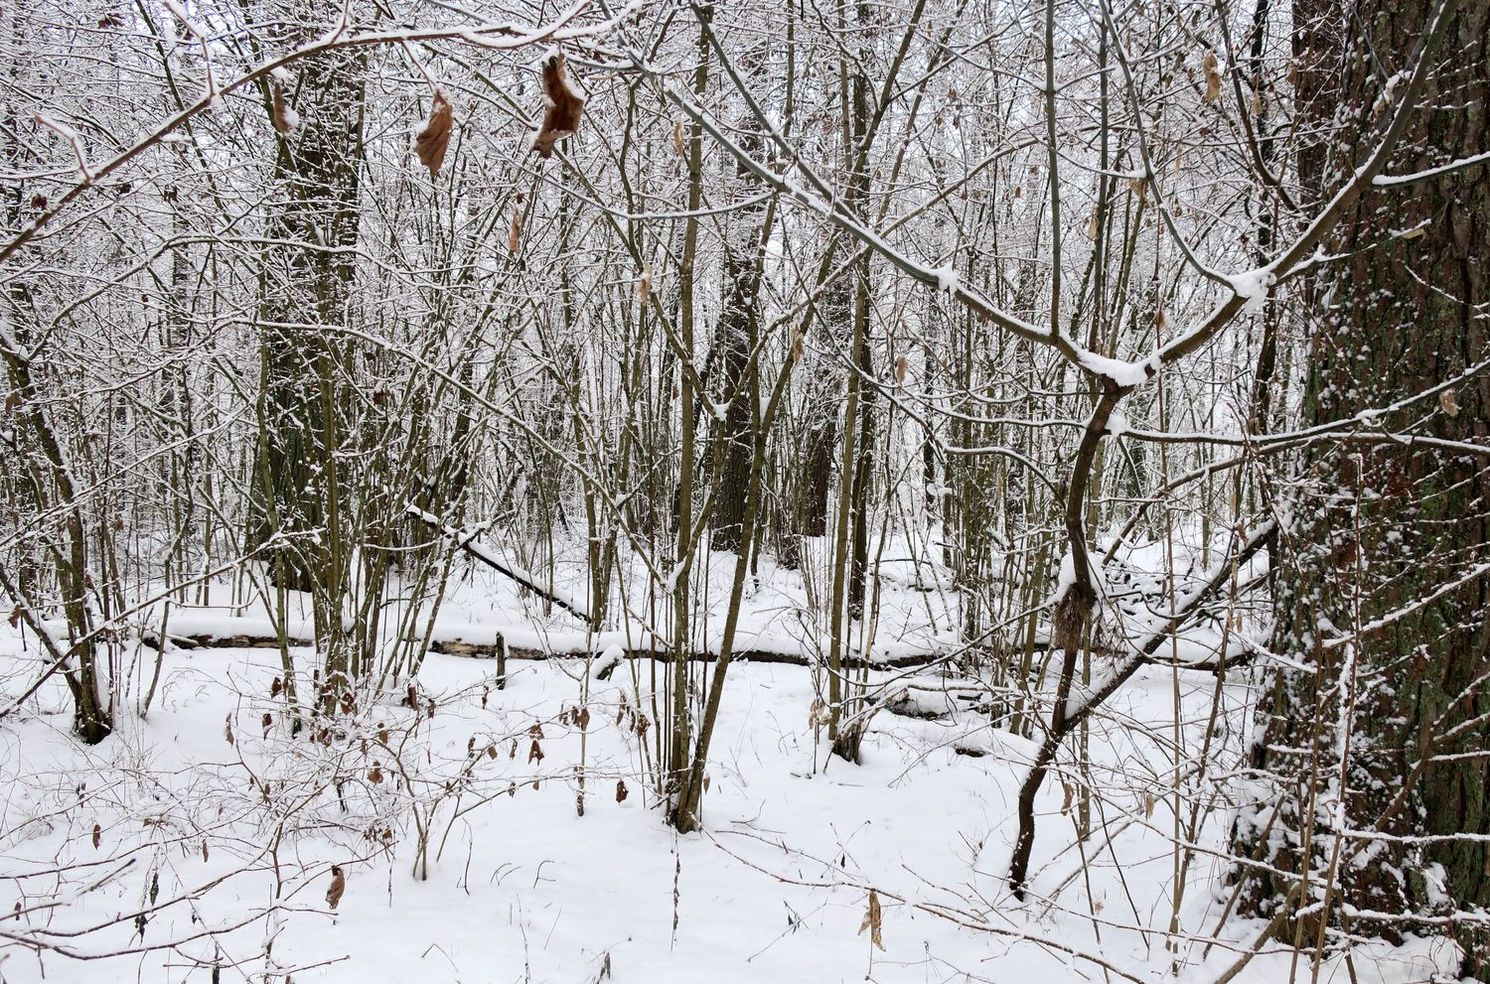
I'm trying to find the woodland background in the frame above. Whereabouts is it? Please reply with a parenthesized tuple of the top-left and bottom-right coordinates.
(1, 0, 1487, 981)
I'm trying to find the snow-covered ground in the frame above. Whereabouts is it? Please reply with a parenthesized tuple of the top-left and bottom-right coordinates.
(0, 555, 1458, 983)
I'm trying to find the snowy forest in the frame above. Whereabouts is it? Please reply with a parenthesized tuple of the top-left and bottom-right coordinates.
(1, 0, 1487, 981)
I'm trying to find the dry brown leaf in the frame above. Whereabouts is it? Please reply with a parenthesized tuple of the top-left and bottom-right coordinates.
(261, 712, 273, 738)
(1439, 389, 1460, 418)
(808, 696, 830, 728)
(528, 739, 544, 764)
(895, 354, 908, 384)
(224, 714, 234, 747)
(637, 268, 652, 303)
(615, 780, 629, 803)
(269, 80, 296, 135)
(369, 763, 384, 785)
(673, 119, 685, 156)
(414, 89, 454, 177)
(325, 865, 345, 910)
(1202, 50, 1222, 104)
(531, 53, 583, 159)
(508, 205, 523, 255)
(858, 889, 885, 950)
(92, 823, 101, 849)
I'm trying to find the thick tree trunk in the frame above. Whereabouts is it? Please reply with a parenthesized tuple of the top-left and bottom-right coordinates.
(1234, 0, 1490, 970)
(708, 47, 770, 555)
(251, 1, 366, 697)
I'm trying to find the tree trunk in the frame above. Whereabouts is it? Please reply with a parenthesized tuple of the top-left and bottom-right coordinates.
(708, 48, 769, 555)
(1234, 0, 1490, 971)
(251, 0, 366, 699)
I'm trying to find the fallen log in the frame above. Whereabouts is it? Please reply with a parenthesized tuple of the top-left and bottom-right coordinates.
(141, 628, 950, 671)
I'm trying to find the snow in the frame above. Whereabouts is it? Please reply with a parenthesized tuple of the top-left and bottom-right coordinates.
(1226, 267, 1276, 315)
(1077, 350, 1157, 387)
(0, 541, 1461, 984)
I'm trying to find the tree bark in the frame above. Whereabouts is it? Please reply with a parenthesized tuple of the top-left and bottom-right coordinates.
(250, 0, 367, 698)
(1234, 0, 1490, 970)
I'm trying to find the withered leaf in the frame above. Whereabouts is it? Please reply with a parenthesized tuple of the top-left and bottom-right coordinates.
(615, 780, 628, 803)
(531, 53, 583, 159)
(414, 89, 454, 177)
(508, 205, 523, 255)
(91, 823, 101, 849)
(325, 866, 345, 909)
(270, 79, 296, 135)
(1202, 50, 1222, 105)
(858, 889, 885, 950)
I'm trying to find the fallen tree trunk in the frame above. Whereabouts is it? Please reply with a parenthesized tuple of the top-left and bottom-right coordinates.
(141, 628, 948, 671)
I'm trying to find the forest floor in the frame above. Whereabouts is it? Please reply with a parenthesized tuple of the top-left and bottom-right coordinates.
(0, 550, 1458, 983)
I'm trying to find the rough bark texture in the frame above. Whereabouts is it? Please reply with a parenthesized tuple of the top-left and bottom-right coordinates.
(252, 1, 367, 691)
(1235, 0, 1490, 970)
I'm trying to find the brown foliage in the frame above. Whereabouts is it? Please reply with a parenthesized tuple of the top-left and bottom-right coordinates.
(414, 89, 453, 176)
(531, 53, 583, 159)
(325, 865, 345, 909)
(1202, 50, 1222, 104)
